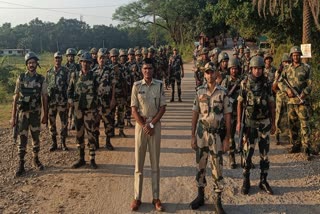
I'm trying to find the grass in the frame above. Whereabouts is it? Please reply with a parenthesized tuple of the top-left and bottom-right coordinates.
(0, 102, 12, 128)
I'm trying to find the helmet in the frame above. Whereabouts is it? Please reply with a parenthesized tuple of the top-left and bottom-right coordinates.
(77, 49, 85, 56)
(135, 50, 142, 56)
(218, 52, 229, 63)
(244, 48, 250, 54)
(25, 52, 39, 65)
(158, 47, 163, 52)
(238, 44, 244, 49)
(173, 47, 178, 51)
(119, 49, 127, 57)
(264, 53, 273, 61)
(281, 53, 291, 62)
(256, 49, 264, 57)
(128, 48, 135, 55)
(142, 47, 148, 54)
(109, 48, 119, 57)
(65, 48, 77, 56)
(250, 56, 264, 68)
(148, 46, 156, 53)
(90, 47, 98, 54)
(212, 47, 221, 55)
(54, 51, 62, 58)
(79, 52, 92, 62)
(200, 47, 209, 55)
(289, 46, 302, 56)
(228, 57, 240, 69)
(232, 49, 239, 55)
(98, 48, 107, 57)
(204, 62, 217, 72)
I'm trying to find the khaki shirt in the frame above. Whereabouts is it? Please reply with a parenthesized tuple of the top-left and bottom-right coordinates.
(131, 79, 166, 118)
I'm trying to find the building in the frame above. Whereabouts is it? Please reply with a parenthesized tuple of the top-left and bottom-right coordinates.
(0, 49, 30, 56)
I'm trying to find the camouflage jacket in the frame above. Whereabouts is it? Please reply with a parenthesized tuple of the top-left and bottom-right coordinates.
(264, 66, 276, 83)
(93, 65, 114, 107)
(238, 75, 274, 121)
(192, 84, 232, 139)
(109, 63, 128, 98)
(278, 62, 312, 104)
(195, 58, 210, 84)
(221, 75, 241, 117)
(15, 71, 47, 112)
(67, 69, 98, 110)
(127, 60, 143, 84)
(46, 66, 69, 105)
(169, 54, 183, 77)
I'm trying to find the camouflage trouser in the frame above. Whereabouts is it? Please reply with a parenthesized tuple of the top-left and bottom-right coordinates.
(196, 131, 224, 193)
(48, 104, 68, 139)
(229, 117, 237, 153)
(112, 97, 126, 131)
(68, 106, 76, 129)
(287, 104, 311, 149)
(125, 95, 132, 121)
(275, 93, 288, 135)
(170, 73, 182, 99)
(95, 106, 113, 137)
(243, 118, 271, 174)
(18, 110, 41, 160)
(74, 104, 96, 160)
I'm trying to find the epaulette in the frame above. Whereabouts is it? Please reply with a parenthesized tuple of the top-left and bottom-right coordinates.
(134, 80, 142, 86)
(196, 84, 206, 91)
(154, 79, 163, 84)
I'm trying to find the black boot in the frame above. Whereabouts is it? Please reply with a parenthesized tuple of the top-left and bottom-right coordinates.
(15, 160, 25, 177)
(95, 133, 100, 150)
(190, 187, 205, 210)
(126, 119, 134, 127)
(119, 130, 127, 138)
(170, 96, 174, 102)
(229, 152, 237, 169)
(90, 159, 98, 169)
(241, 172, 250, 195)
(72, 148, 86, 168)
(213, 192, 225, 214)
(288, 144, 301, 153)
(259, 173, 274, 195)
(61, 137, 68, 151)
(276, 134, 280, 145)
(49, 136, 58, 152)
(302, 147, 312, 161)
(33, 156, 44, 171)
(105, 137, 114, 151)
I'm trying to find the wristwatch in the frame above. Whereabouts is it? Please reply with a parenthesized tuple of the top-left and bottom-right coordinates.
(149, 123, 154, 129)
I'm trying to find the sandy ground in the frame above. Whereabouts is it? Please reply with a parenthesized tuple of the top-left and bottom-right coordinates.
(0, 59, 319, 214)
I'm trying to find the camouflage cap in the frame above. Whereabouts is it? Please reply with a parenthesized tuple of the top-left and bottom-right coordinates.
(79, 52, 92, 63)
(54, 51, 62, 58)
(128, 48, 135, 55)
(90, 47, 98, 54)
(281, 53, 291, 62)
(135, 50, 142, 56)
(200, 47, 209, 55)
(65, 48, 77, 56)
(264, 53, 273, 61)
(228, 57, 240, 69)
(250, 56, 264, 68)
(204, 62, 217, 72)
(289, 46, 302, 56)
(109, 48, 119, 57)
(98, 48, 107, 57)
(25, 52, 39, 64)
(119, 49, 127, 57)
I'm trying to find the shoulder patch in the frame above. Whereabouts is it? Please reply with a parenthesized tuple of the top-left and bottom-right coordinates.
(134, 80, 142, 86)
(154, 79, 163, 84)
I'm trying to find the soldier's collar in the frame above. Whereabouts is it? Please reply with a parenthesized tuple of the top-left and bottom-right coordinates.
(141, 78, 156, 85)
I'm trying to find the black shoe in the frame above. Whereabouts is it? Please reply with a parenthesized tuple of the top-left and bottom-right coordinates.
(178, 98, 182, 102)
(71, 125, 75, 130)
(15, 160, 25, 177)
(241, 174, 250, 195)
(276, 134, 280, 145)
(90, 159, 98, 169)
(119, 130, 127, 138)
(72, 159, 86, 168)
(288, 145, 301, 154)
(259, 181, 274, 195)
(190, 187, 205, 210)
(213, 193, 225, 214)
(105, 142, 114, 151)
(170, 99, 174, 102)
(33, 157, 44, 171)
(49, 144, 58, 152)
(229, 153, 237, 169)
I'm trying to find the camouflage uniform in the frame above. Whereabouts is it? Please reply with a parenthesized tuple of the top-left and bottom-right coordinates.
(237, 56, 275, 195)
(168, 51, 184, 102)
(46, 56, 70, 151)
(264, 54, 276, 83)
(195, 48, 210, 88)
(278, 47, 312, 157)
(13, 52, 48, 176)
(68, 52, 99, 168)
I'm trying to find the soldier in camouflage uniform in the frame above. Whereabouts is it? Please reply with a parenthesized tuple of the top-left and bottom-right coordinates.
(46, 52, 70, 151)
(278, 46, 312, 160)
(241, 48, 251, 74)
(221, 57, 242, 169)
(236, 56, 276, 195)
(168, 48, 184, 102)
(194, 47, 210, 88)
(157, 47, 169, 88)
(142, 47, 148, 60)
(68, 52, 99, 169)
(216, 52, 229, 85)
(109, 48, 128, 137)
(134, 50, 143, 81)
(90, 47, 98, 69)
(209, 47, 221, 68)
(93, 49, 115, 150)
(11, 52, 48, 177)
(264, 53, 276, 83)
(65, 48, 80, 130)
(190, 63, 232, 214)
(238, 44, 245, 59)
(147, 46, 161, 80)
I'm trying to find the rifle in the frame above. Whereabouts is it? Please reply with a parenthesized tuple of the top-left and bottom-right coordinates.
(12, 108, 19, 162)
(282, 77, 305, 104)
(235, 105, 246, 168)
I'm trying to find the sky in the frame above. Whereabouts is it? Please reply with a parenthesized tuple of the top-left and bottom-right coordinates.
(0, 0, 133, 27)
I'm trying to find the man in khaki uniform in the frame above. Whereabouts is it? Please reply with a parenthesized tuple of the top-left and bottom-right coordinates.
(130, 58, 166, 212)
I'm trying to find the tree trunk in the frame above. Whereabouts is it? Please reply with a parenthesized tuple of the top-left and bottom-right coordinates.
(302, 0, 312, 44)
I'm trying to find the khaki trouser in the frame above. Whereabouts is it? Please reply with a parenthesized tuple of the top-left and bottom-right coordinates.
(134, 122, 161, 200)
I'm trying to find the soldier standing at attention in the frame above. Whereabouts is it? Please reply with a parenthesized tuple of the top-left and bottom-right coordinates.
(278, 46, 312, 160)
(190, 63, 231, 214)
(221, 57, 242, 169)
(93, 49, 115, 150)
(68, 52, 99, 169)
(241, 48, 251, 75)
(10, 52, 48, 177)
(272, 53, 291, 145)
(46, 52, 70, 151)
(90, 47, 98, 69)
(130, 58, 166, 212)
(236, 56, 276, 195)
(168, 47, 184, 102)
(264, 53, 276, 83)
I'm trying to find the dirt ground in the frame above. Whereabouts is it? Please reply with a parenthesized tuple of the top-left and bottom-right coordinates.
(0, 61, 319, 214)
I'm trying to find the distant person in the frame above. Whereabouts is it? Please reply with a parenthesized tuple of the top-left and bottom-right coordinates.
(130, 58, 166, 212)
(168, 47, 184, 102)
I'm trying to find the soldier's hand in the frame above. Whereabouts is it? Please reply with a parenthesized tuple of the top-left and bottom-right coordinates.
(236, 123, 241, 132)
(270, 124, 276, 135)
(223, 137, 230, 153)
(181, 72, 184, 78)
(272, 83, 278, 93)
(9, 118, 15, 128)
(287, 89, 294, 98)
(191, 136, 198, 151)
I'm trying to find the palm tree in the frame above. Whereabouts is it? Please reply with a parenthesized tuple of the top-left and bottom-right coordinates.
(252, 0, 320, 44)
